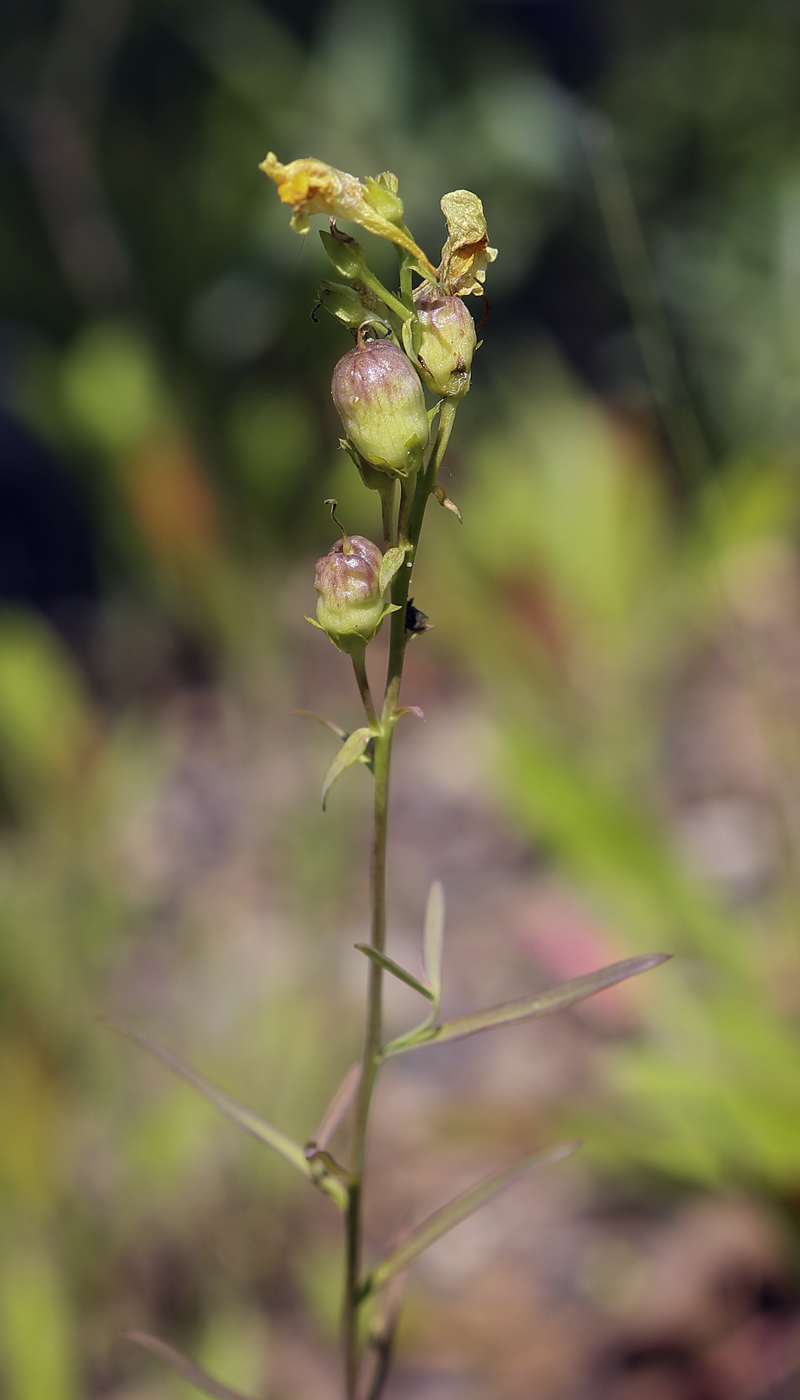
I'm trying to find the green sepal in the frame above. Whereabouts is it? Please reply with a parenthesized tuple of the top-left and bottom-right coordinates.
(309, 603, 398, 657)
(340, 439, 392, 494)
(321, 727, 372, 810)
(363, 175, 404, 224)
(401, 316, 422, 364)
(320, 227, 365, 280)
(318, 280, 373, 329)
(379, 545, 408, 596)
(355, 943, 435, 1002)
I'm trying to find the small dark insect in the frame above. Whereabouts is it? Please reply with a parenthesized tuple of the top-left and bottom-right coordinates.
(405, 598, 431, 634)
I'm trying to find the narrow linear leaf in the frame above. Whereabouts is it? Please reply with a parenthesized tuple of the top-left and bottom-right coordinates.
(293, 709, 347, 741)
(422, 881, 445, 1002)
(322, 727, 372, 810)
(379, 546, 407, 596)
(382, 954, 670, 1057)
(365, 1141, 580, 1294)
(355, 945, 435, 1002)
(314, 1061, 361, 1150)
(102, 1017, 347, 1210)
(123, 1331, 255, 1400)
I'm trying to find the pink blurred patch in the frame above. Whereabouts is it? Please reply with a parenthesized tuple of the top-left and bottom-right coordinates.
(511, 884, 643, 1032)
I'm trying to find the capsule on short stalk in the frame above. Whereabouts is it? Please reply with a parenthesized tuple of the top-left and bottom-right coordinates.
(331, 333, 429, 480)
(413, 291, 477, 399)
(313, 533, 387, 654)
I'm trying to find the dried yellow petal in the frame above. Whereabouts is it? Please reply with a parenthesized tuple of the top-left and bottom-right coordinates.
(438, 190, 498, 297)
(259, 153, 437, 278)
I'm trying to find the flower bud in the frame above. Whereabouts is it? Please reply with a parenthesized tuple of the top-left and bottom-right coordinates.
(331, 335, 429, 479)
(314, 534, 387, 653)
(413, 291, 477, 399)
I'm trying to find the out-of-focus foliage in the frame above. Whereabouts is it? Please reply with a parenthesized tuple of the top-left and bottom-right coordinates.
(420, 352, 800, 1192)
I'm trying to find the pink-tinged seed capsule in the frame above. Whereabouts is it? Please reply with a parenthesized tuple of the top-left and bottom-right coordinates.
(314, 534, 386, 653)
(413, 291, 477, 399)
(331, 336, 429, 479)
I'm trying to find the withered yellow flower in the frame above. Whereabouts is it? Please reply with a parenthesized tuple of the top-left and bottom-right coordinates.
(437, 190, 498, 297)
(259, 153, 437, 279)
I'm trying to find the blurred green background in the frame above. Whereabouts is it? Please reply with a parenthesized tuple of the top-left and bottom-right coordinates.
(3, 1, 800, 1397)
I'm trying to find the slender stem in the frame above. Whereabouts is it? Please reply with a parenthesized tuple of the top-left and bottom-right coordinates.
(397, 482, 413, 548)
(352, 649, 378, 731)
(342, 399, 460, 1400)
(379, 483, 394, 553)
(345, 726, 392, 1397)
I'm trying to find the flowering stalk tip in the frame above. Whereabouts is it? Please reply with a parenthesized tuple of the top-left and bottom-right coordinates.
(259, 153, 437, 278)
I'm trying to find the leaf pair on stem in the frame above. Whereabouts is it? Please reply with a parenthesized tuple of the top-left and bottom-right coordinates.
(106, 882, 667, 1400)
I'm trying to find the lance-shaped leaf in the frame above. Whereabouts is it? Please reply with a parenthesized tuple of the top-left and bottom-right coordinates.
(103, 1017, 347, 1210)
(379, 545, 408, 596)
(382, 954, 670, 1058)
(123, 1331, 255, 1400)
(422, 881, 445, 1004)
(313, 1061, 361, 1151)
(364, 1141, 580, 1295)
(355, 944, 435, 1001)
(321, 727, 372, 810)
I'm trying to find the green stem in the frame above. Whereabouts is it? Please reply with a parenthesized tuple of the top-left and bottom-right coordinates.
(379, 481, 395, 553)
(360, 267, 412, 324)
(342, 399, 459, 1399)
(345, 725, 392, 1396)
(352, 649, 378, 731)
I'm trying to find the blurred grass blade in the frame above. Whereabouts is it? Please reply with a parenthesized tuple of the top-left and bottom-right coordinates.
(124, 1331, 254, 1400)
(365, 1141, 580, 1294)
(383, 954, 670, 1057)
(422, 881, 445, 1003)
(355, 944, 435, 1001)
(103, 1016, 347, 1209)
(322, 727, 371, 810)
(314, 1061, 361, 1150)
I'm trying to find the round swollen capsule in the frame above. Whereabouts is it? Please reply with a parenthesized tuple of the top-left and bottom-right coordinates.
(331, 337, 429, 479)
(413, 292, 477, 399)
(314, 534, 386, 653)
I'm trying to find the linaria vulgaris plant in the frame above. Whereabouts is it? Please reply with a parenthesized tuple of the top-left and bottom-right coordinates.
(108, 154, 669, 1400)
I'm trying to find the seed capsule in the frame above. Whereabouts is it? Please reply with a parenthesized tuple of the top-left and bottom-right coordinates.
(331, 335, 428, 479)
(314, 534, 386, 653)
(414, 291, 477, 399)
